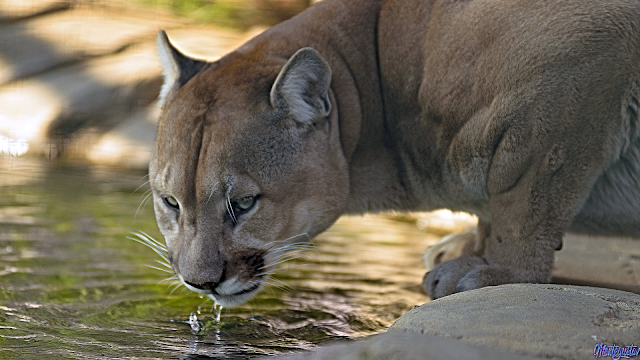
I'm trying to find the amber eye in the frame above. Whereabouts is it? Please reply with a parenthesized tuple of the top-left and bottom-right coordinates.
(163, 196, 180, 211)
(232, 195, 257, 214)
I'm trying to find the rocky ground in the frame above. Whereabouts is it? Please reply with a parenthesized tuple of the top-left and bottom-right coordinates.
(1, 1, 639, 359)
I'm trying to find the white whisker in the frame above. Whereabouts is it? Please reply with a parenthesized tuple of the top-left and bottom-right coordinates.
(128, 231, 170, 262)
(169, 282, 184, 296)
(159, 276, 179, 284)
(226, 196, 237, 224)
(258, 268, 298, 279)
(267, 242, 315, 256)
(272, 242, 313, 251)
(154, 259, 172, 269)
(271, 246, 316, 257)
(260, 255, 305, 269)
(265, 280, 294, 293)
(133, 178, 151, 193)
(258, 253, 312, 270)
(271, 283, 297, 293)
(139, 188, 152, 199)
(135, 191, 154, 219)
(139, 231, 166, 248)
(264, 234, 312, 249)
(273, 246, 318, 257)
(128, 231, 188, 296)
(141, 190, 154, 206)
(206, 182, 220, 205)
(261, 263, 311, 274)
(159, 279, 181, 287)
(199, 298, 210, 308)
(147, 264, 173, 273)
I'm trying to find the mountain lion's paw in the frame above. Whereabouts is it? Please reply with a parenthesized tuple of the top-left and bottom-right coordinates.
(455, 265, 515, 293)
(423, 255, 486, 299)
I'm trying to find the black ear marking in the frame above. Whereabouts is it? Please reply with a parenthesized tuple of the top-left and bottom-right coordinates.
(158, 30, 207, 86)
(157, 30, 208, 103)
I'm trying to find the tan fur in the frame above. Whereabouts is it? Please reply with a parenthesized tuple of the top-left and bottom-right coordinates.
(423, 230, 479, 272)
(151, 0, 640, 304)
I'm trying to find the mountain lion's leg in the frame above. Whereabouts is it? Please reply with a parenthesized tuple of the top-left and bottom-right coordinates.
(425, 128, 609, 299)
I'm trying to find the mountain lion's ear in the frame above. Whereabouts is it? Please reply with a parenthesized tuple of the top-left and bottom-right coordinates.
(156, 30, 207, 105)
(270, 48, 332, 126)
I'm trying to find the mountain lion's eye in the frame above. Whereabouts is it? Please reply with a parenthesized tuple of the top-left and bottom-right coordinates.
(163, 196, 180, 211)
(232, 195, 257, 214)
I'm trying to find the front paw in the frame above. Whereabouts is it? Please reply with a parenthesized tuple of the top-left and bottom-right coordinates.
(424, 256, 520, 299)
(423, 255, 487, 299)
(455, 265, 514, 292)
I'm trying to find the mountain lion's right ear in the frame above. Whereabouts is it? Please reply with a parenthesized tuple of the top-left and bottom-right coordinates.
(270, 48, 332, 127)
(156, 30, 207, 106)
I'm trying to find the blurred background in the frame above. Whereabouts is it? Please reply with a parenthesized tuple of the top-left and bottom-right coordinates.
(0, 1, 638, 359)
(0, 0, 320, 168)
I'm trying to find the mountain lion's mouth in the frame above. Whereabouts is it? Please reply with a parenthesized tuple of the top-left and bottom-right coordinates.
(209, 282, 262, 307)
(180, 275, 263, 307)
(222, 282, 261, 297)
(209, 282, 261, 298)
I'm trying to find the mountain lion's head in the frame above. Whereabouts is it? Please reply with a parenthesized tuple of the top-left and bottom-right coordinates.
(149, 31, 349, 306)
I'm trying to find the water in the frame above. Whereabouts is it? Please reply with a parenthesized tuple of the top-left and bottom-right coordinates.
(0, 157, 443, 359)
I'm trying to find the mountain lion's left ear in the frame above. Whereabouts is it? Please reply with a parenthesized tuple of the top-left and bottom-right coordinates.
(270, 47, 332, 126)
(156, 30, 207, 106)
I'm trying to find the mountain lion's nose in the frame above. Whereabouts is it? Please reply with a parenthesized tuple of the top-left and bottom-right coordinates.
(184, 280, 218, 292)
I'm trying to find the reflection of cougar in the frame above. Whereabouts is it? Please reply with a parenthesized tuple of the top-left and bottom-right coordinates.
(151, 0, 640, 305)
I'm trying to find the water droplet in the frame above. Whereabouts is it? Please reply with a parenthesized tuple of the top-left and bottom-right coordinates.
(207, 295, 223, 324)
(188, 312, 201, 334)
(214, 303, 223, 323)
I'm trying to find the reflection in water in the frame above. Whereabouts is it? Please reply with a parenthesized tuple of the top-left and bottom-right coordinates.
(0, 135, 29, 157)
(0, 157, 450, 358)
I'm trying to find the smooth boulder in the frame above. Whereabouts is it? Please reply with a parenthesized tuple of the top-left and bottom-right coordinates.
(389, 284, 640, 359)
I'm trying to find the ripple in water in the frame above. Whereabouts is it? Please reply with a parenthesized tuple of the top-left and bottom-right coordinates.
(0, 158, 437, 358)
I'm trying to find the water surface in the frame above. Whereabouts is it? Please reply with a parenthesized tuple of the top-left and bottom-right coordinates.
(0, 157, 440, 359)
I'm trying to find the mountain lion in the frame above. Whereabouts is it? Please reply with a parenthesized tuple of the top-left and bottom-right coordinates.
(151, 0, 640, 305)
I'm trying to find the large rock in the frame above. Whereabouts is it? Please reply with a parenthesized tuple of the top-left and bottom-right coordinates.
(0, 11, 253, 163)
(552, 234, 640, 294)
(267, 332, 537, 360)
(389, 284, 640, 359)
(0, 8, 172, 85)
(86, 106, 159, 168)
(0, 0, 71, 22)
(0, 42, 162, 155)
